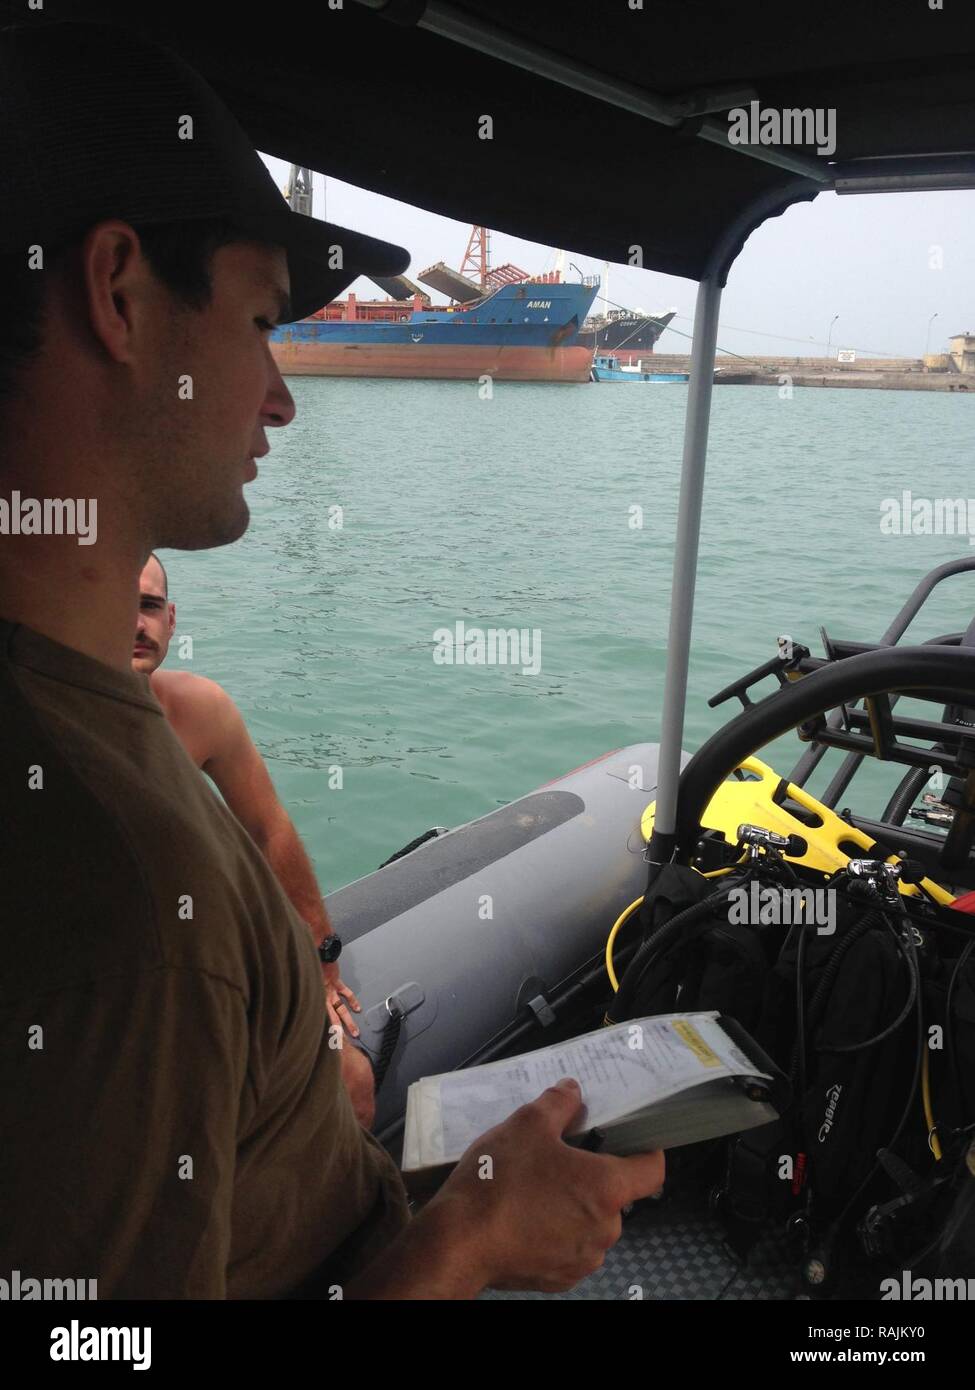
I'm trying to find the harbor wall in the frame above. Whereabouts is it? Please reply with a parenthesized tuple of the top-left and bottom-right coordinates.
(645, 353, 971, 391)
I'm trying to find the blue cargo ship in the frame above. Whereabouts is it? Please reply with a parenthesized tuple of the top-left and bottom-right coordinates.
(272, 278, 601, 382)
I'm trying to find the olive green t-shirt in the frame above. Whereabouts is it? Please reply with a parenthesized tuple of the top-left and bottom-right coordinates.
(0, 619, 410, 1298)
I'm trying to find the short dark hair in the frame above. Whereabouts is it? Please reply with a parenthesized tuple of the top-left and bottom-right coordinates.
(147, 552, 169, 598)
(0, 216, 255, 409)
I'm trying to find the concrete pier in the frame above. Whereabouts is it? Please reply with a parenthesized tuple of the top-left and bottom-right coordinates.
(641, 353, 973, 392)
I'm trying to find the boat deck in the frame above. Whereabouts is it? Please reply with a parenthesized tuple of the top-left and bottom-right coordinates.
(481, 1188, 800, 1301)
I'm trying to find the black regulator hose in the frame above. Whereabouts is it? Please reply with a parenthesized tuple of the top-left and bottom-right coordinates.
(882, 624, 975, 825)
(829, 926, 924, 1241)
(606, 881, 742, 1024)
(789, 910, 882, 1083)
(882, 765, 932, 827)
(882, 748, 947, 827)
(822, 911, 919, 1057)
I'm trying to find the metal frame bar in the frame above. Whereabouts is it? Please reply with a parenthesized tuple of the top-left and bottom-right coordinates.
(372, 0, 832, 181)
(646, 173, 975, 853)
(788, 556, 975, 795)
(359, 0, 975, 862)
(647, 273, 722, 845)
(833, 155, 975, 194)
(365, 1, 975, 191)
(646, 179, 817, 856)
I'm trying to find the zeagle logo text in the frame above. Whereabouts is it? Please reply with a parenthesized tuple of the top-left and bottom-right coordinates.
(819, 1083, 842, 1142)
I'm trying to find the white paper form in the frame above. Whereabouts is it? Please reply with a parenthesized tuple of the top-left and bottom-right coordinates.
(434, 1012, 770, 1163)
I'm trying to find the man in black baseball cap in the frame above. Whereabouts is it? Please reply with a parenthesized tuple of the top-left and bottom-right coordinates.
(0, 16, 410, 561)
(0, 19, 409, 320)
(0, 18, 665, 1301)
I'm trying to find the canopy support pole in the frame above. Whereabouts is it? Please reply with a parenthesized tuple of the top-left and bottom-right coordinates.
(645, 273, 722, 868)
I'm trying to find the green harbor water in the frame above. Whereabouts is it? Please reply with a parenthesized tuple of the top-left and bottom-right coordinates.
(162, 379, 975, 892)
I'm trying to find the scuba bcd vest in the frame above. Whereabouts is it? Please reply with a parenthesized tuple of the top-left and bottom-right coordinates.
(607, 853, 975, 1297)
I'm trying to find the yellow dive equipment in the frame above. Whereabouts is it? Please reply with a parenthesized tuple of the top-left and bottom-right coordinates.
(641, 755, 954, 906)
(607, 755, 955, 993)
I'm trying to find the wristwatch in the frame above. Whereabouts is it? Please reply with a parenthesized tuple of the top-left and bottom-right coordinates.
(318, 934, 343, 964)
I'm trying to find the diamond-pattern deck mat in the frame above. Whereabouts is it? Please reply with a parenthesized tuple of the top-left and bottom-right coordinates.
(479, 1189, 800, 1301)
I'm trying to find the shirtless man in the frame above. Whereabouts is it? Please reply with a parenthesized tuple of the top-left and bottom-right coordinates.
(132, 552, 375, 1124)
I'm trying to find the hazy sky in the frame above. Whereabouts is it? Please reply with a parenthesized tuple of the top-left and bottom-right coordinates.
(260, 154, 972, 362)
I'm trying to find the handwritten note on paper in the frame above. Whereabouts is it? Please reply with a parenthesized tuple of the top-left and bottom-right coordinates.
(437, 1013, 766, 1161)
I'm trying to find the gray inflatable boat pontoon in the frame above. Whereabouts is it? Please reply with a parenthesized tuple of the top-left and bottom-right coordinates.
(329, 743, 671, 1140)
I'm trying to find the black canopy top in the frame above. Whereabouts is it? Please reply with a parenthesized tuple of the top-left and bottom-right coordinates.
(5, 0, 975, 283)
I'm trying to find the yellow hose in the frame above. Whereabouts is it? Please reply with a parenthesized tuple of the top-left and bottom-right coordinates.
(605, 853, 748, 990)
(922, 1047, 943, 1161)
(606, 896, 644, 992)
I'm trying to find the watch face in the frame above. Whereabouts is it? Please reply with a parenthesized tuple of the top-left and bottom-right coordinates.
(320, 936, 342, 963)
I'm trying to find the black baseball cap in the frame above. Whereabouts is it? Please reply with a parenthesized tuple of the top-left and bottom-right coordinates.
(0, 20, 410, 321)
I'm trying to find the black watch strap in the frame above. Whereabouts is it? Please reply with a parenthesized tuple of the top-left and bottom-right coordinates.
(317, 934, 342, 964)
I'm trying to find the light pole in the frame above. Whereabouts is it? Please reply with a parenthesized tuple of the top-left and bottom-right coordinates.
(826, 314, 839, 362)
(924, 312, 939, 361)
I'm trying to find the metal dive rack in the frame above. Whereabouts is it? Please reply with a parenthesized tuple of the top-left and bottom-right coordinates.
(705, 556, 975, 884)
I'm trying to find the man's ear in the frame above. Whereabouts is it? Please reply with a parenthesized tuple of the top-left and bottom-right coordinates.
(168, 602, 176, 637)
(81, 221, 148, 366)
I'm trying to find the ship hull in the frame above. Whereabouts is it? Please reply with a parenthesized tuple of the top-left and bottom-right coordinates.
(579, 311, 676, 360)
(272, 340, 593, 382)
(271, 278, 600, 383)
